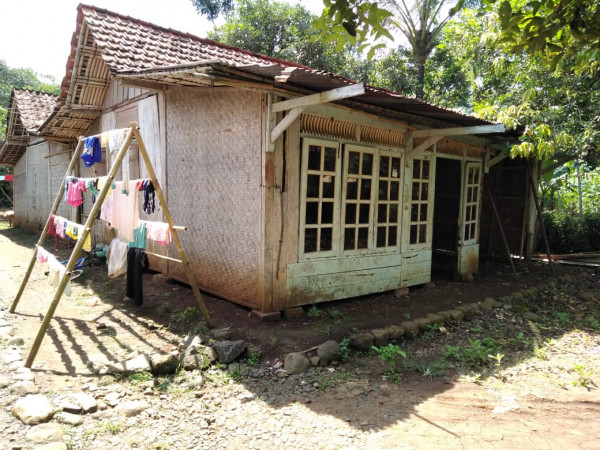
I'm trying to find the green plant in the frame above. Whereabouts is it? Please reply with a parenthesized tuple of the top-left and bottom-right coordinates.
(470, 325, 483, 333)
(193, 321, 210, 336)
(128, 372, 153, 384)
(169, 307, 199, 330)
(488, 353, 505, 367)
(423, 323, 440, 340)
(270, 337, 278, 348)
(246, 350, 262, 366)
(339, 338, 350, 362)
(444, 345, 462, 361)
(415, 361, 446, 379)
(572, 364, 593, 387)
(403, 312, 411, 319)
(329, 309, 344, 321)
(552, 311, 571, 327)
(587, 316, 600, 330)
(371, 343, 406, 373)
(307, 305, 321, 318)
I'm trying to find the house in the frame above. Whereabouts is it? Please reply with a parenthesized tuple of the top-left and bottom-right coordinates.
(24, 4, 534, 314)
(0, 89, 73, 231)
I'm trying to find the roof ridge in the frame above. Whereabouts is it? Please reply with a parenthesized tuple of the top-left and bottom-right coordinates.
(13, 88, 60, 98)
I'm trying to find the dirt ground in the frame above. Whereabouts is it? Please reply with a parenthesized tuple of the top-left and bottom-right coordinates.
(1, 218, 600, 449)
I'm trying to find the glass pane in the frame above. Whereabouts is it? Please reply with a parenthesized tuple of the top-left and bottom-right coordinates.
(410, 225, 418, 244)
(470, 224, 476, 240)
(360, 179, 371, 200)
(471, 187, 478, 202)
(420, 203, 428, 221)
(362, 153, 373, 175)
(304, 229, 317, 253)
(471, 206, 477, 221)
(346, 178, 358, 199)
(464, 224, 470, 241)
(358, 228, 368, 249)
(391, 157, 400, 178)
(324, 147, 336, 172)
(421, 182, 428, 201)
(306, 201, 318, 225)
(320, 227, 332, 251)
(390, 181, 399, 201)
(389, 226, 397, 246)
(348, 152, 360, 175)
(411, 204, 419, 222)
(359, 204, 370, 224)
(378, 204, 387, 223)
(307, 175, 319, 198)
(413, 160, 421, 179)
(344, 227, 355, 250)
(389, 204, 398, 223)
(469, 168, 475, 184)
(321, 202, 333, 224)
(473, 169, 480, 184)
(465, 205, 471, 222)
(322, 175, 335, 198)
(377, 226, 386, 247)
(345, 203, 356, 224)
(379, 156, 389, 177)
(422, 160, 430, 180)
(379, 180, 388, 200)
(419, 224, 426, 243)
(308, 145, 321, 171)
(412, 182, 420, 200)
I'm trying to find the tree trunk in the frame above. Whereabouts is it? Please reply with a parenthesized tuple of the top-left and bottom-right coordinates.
(415, 58, 425, 100)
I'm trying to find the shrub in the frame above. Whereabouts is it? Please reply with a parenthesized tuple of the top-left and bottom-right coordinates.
(541, 211, 600, 253)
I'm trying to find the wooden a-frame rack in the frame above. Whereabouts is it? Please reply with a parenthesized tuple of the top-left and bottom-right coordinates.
(10, 123, 212, 368)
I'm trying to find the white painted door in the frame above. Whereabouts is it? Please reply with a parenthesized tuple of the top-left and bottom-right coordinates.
(458, 162, 482, 276)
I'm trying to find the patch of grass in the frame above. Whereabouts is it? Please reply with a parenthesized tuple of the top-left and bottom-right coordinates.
(329, 309, 344, 322)
(423, 323, 441, 340)
(270, 337, 278, 348)
(414, 360, 447, 379)
(339, 338, 351, 362)
(246, 349, 262, 366)
(128, 372, 153, 384)
(552, 311, 571, 327)
(169, 307, 199, 331)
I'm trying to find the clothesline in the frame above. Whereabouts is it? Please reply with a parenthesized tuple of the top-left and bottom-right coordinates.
(36, 246, 71, 296)
(48, 215, 92, 252)
(78, 128, 130, 141)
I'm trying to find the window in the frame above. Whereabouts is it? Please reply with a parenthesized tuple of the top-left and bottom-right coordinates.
(462, 163, 481, 243)
(376, 154, 401, 249)
(300, 139, 406, 259)
(342, 147, 374, 252)
(409, 158, 431, 245)
(299, 140, 340, 256)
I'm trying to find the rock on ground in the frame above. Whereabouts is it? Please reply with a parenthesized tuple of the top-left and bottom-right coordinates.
(12, 394, 55, 425)
(284, 352, 311, 374)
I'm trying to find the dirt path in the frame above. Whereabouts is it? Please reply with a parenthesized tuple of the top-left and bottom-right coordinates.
(1, 221, 600, 449)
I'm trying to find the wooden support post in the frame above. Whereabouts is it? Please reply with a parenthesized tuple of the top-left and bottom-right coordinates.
(484, 179, 518, 280)
(24, 128, 135, 368)
(10, 140, 85, 313)
(132, 125, 213, 327)
(0, 185, 12, 206)
(527, 161, 555, 276)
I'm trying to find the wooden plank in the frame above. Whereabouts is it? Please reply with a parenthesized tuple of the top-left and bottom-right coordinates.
(270, 106, 304, 143)
(288, 253, 403, 278)
(272, 83, 365, 113)
(288, 266, 401, 290)
(408, 136, 443, 158)
(409, 124, 505, 138)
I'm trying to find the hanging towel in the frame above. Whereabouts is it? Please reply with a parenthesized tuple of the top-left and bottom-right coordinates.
(128, 222, 147, 249)
(48, 215, 57, 238)
(107, 237, 128, 278)
(47, 256, 71, 296)
(36, 246, 51, 263)
(100, 132, 109, 149)
(82, 136, 102, 167)
(110, 181, 139, 242)
(145, 221, 172, 246)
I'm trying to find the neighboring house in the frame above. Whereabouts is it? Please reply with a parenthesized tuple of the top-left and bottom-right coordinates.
(0, 89, 72, 232)
(33, 4, 534, 314)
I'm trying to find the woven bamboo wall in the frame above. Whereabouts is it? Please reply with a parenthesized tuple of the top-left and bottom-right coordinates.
(12, 157, 26, 228)
(165, 87, 263, 309)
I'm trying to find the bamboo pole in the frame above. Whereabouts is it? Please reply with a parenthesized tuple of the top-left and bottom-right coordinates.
(25, 128, 135, 368)
(10, 141, 84, 313)
(484, 179, 518, 280)
(527, 161, 555, 276)
(132, 125, 213, 327)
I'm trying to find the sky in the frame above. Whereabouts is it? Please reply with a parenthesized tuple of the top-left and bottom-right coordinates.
(0, 0, 325, 83)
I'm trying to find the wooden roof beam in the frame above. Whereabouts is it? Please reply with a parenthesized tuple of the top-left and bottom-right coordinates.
(408, 124, 505, 139)
(272, 83, 365, 113)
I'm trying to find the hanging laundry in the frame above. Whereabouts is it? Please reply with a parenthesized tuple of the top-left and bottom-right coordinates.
(108, 129, 130, 194)
(107, 237, 128, 278)
(110, 181, 139, 242)
(66, 177, 86, 207)
(47, 256, 71, 296)
(48, 215, 57, 238)
(128, 222, 147, 249)
(100, 132, 109, 149)
(144, 221, 172, 246)
(36, 246, 51, 263)
(82, 136, 102, 167)
(142, 180, 156, 214)
(127, 248, 148, 306)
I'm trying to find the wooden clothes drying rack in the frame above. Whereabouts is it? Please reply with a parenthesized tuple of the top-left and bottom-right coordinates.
(10, 123, 212, 368)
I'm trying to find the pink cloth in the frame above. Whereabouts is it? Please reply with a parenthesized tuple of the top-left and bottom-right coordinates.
(36, 246, 51, 263)
(67, 178, 87, 207)
(110, 181, 139, 242)
(145, 221, 172, 246)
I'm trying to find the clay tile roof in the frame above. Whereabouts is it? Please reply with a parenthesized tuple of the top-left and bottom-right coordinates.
(79, 4, 305, 74)
(12, 89, 60, 132)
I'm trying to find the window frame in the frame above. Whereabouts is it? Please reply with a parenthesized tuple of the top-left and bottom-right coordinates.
(404, 155, 435, 252)
(461, 161, 482, 245)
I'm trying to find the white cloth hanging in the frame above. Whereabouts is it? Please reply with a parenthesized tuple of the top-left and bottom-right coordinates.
(107, 237, 128, 278)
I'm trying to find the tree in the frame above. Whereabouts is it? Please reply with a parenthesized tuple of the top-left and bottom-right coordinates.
(489, 0, 599, 74)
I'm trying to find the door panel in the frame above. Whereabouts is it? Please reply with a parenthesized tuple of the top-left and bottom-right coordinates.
(458, 162, 482, 275)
